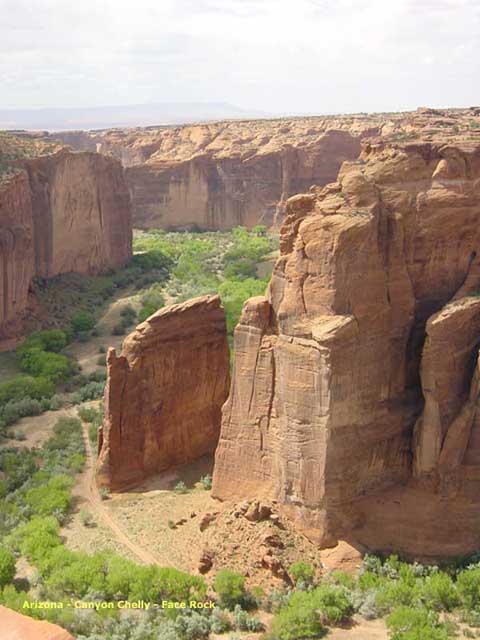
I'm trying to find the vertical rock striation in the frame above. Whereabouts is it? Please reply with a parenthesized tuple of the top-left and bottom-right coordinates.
(96, 295, 230, 490)
(213, 141, 480, 557)
(0, 148, 132, 343)
(0, 173, 34, 340)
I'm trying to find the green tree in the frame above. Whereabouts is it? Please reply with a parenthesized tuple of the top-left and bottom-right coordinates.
(214, 569, 246, 609)
(0, 547, 16, 587)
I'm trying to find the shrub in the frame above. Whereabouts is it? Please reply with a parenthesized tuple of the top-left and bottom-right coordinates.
(174, 481, 188, 494)
(200, 475, 212, 490)
(12, 516, 61, 564)
(174, 611, 210, 639)
(96, 356, 106, 366)
(24, 474, 74, 518)
(78, 406, 100, 423)
(289, 561, 315, 586)
(71, 311, 96, 333)
(210, 607, 232, 633)
(214, 569, 246, 609)
(421, 572, 459, 611)
(16, 330, 67, 354)
(98, 345, 106, 354)
(0, 376, 54, 406)
(386, 606, 450, 640)
(232, 604, 264, 631)
(80, 509, 94, 527)
(457, 568, 480, 611)
(271, 592, 324, 640)
(0, 547, 16, 587)
(310, 584, 353, 625)
(18, 348, 73, 382)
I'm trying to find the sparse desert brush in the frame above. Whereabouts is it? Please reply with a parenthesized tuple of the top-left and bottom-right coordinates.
(174, 481, 188, 494)
(80, 509, 94, 527)
(99, 488, 110, 501)
(200, 474, 212, 490)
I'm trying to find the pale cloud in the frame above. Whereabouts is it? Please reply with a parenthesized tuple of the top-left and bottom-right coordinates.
(0, 0, 478, 112)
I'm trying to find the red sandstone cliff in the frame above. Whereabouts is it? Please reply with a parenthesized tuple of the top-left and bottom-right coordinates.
(59, 108, 480, 231)
(23, 150, 132, 278)
(0, 147, 132, 342)
(0, 605, 74, 640)
(0, 172, 34, 340)
(96, 295, 230, 490)
(212, 141, 480, 559)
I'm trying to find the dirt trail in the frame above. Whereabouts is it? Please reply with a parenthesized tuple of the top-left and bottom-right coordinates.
(78, 422, 159, 565)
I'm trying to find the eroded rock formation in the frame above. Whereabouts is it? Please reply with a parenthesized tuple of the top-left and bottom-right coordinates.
(59, 107, 480, 230)
(24, 150, 132, 278)
(0, 144, 132, 343)
(96, 295, 230, 490)
(212, 141, 480, 558)
(0, 172, 34, 339)
(0, 605, 74, 640)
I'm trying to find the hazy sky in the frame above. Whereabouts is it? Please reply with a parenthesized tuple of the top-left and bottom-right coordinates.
(1, 0, 479, 114)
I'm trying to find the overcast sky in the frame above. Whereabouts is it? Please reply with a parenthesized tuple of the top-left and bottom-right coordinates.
(1, 0, 479, 114)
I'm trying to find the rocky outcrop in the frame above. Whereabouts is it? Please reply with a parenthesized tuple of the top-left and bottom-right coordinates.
(0, 173, 34, 340)
(0, 146, 132, 343)
(24, 150, 132, 278)
(0, 605, 74, 640)
(212, 141, 480, 558)
(96, 295, 230, 490)
(59, 108, 480, 230)
(125, 129, 372, 229)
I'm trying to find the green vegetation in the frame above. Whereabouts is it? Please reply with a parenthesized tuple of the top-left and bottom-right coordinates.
(214, 569, 247, 609)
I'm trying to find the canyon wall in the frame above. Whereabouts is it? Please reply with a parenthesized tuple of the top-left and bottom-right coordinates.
(212, 141, 480, 558)
(24, 150, 132, 278)
(0, 147, 132, 342)
(0, 173, 34, 339)
(96, 295, 230, 490)
(125, 129, 371, 230)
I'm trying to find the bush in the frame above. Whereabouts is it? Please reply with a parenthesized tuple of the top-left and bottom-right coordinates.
(174, 611, 210, 639)
(271, 592, 324, 640)
(78, 406, 100, 423)
(71, 311, 96, 333)
(0, 376, 54, 406)
(232, 605, 264, 631)
(12, 516, 62, 564)
(421, 572, 459, 611)
(457, 568, 480, 611)
(96, 356, 106, 366)
(210, 607, 232, 633)
(200, 475, 212, 491)
(0, 547, 16, 587)
(310, 584, 353, 624)
(174, 481, 188, 494)
(18, 348, 73, 382)
(24, 474, 74, 518)
(214, 569, 246, 609)
(289, 561, 315, 586)
(80, 509, 94, 527)
(386, 606, 450, 640)
(16, 330, 67, 355)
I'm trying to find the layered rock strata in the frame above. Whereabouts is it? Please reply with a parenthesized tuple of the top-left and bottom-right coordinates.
(96, 295, 230, 490)
(212, 141, 480, 558)
(0, 148, 132, 341)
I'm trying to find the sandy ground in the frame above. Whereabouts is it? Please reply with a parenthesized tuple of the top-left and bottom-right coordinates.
(2, 406, 78, 449)
(65, 292, 141, 374)
(62, 421, 158, 564)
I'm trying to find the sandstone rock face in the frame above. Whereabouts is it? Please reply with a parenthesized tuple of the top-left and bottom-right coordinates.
(24, 150, 132, 278)
(60, 108, 480, 230)
(0, 173, 34, 339)
(0, 605, 74, 640)
(0, 147, 132, 343)
(212, 141, 480, 558)
(125, 129, 370, 229)
(96, 295, 230, 490)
